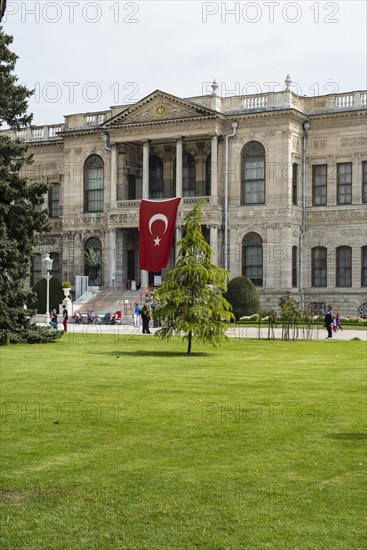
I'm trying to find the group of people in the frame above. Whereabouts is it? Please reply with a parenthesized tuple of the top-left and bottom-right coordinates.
(133, 296, 160, 334)
(49, 305, 68, 332)
(324, 305, 343, 339)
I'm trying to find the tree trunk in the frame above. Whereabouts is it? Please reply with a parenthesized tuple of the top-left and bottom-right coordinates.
(187, 331, 192, 354)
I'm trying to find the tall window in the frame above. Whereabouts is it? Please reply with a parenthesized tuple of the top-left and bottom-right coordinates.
(362, 162, 367, 204)
(312, 165, 327, 206)
(128, 175, 136, 200)
(292, 246, 298, 287)
(84, 155, 104, 212)
(336, 246, 352, 287)
(30, 253, 42, 287)
(205, 154, 212, 196)
(311, 247, 327, 287)
(292, 163, 298, 205)
(183, 153, 196, 197)
(48, 183, 60, 217)
(242, 141, 265, 204)
(242, 232, 263, 286)
(337, 163, 352, 205)
(149, 155, 164, 199)
(362, 246, 367, 287)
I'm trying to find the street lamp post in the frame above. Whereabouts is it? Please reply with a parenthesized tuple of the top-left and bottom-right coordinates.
(44, 253, 53, 325)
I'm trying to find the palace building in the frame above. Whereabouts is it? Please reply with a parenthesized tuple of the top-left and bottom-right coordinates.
(3, 77, 367, 315)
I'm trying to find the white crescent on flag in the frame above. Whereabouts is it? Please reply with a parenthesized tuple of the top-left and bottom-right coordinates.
(148, 214, 168, 235)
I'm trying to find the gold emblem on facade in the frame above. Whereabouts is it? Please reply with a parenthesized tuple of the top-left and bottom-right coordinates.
(154, 104, 167, 117)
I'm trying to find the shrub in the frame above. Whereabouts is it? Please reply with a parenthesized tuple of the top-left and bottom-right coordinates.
(62, 281, 72, 288)
(0, 326, 64, 346)
(223, 276, 260, 321)
(27, 278, 64, 314)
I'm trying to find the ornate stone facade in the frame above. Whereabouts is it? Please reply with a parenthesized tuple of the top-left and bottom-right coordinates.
(3, 85, 366, 314)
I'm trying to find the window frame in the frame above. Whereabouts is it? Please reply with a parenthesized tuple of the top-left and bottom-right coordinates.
(149, 154, 164, 199)
(337, 162, 352, 205)
(362, 246, 367, 287)
(242, 232, 263, 287)
(312, 164, 327, 206)
(336, 246, 352, 287)
(48, 182, 60, 218)
(311, 247, 327, 287)
(292, 163, 298, 206)
(84, 155, 104, 213)
(242, 141, 266, 205)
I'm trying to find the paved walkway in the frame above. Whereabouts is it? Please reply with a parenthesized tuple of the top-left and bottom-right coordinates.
(47, 323, 367, 341)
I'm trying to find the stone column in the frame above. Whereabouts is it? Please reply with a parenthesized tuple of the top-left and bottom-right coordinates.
(142, 140, 150, 199)
(210, 226, 218, 265)
(110, 143, 117, 207)
(210, 134, 218, 203)
(141, 140, 150, 287)
(105, 229, 116, 288)
(175, 136, 183, 197)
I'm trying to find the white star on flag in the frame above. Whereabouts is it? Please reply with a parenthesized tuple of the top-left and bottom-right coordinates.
(154, 236, 161, 246)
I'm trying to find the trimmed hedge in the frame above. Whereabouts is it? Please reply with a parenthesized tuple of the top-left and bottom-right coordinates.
(223, 276, 260, 321)
(27, 278, 64, 314)
(0, 326, 64, 346)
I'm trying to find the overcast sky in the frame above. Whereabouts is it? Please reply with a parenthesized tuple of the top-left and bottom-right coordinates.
(3, 0, 366, 125)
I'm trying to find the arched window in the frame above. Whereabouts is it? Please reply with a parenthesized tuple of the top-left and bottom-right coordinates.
(84, 237, 102, 286)
(30, 253, 42, 287)
(362, 246, 367, 287)
(242, 141, 265, 204)
(336, 246, 352, 287)
(311, 247, 327, 287)
(50, 252, 61, 282)
(183, 153, 196, 197)
(149, 155, 164, 199)
(205, 154, 212, 196)
(242, 232, 263, 286)
(84, 155, 104, 212)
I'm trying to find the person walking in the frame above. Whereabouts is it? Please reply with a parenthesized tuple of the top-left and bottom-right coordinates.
(141, 304, 151, 334)
(49, 309, 58, 330)
(335, 311, 344, 331)
(62, 305, 68, 332)
(324, 305, 333, 339)
(133, 303, 140, 327)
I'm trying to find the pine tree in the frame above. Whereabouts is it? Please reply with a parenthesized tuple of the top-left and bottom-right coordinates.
(0, 27, 51, 344)
(155, 201, 234, 354)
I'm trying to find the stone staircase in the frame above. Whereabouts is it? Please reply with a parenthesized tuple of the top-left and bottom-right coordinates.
(73, 287, 152, 324)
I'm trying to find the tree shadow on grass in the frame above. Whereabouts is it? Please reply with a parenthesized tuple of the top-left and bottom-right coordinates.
(102, 350, 211, 358)
(324, 433, 367, 440)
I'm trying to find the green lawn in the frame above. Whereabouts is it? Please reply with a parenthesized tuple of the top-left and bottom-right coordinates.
(1, 334, 366, 550)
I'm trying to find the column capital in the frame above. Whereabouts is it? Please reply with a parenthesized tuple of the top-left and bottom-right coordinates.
(141, 139, 151, 146)
(175, 136, 184, 143)
(209, 132, 219, 140)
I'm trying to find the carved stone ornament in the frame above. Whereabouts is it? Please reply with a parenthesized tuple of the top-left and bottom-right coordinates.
(124, 100, 204, 124)
(312, 139, 327, 150)
(340, 136, 367, 147)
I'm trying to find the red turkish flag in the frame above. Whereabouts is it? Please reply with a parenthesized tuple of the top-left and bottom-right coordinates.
(139, 198, 181, 271)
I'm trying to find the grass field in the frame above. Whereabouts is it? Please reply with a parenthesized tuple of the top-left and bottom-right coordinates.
(1, 334, 366, 550)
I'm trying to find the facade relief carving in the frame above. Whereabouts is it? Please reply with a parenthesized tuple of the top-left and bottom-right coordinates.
(340, 136, 367, 147)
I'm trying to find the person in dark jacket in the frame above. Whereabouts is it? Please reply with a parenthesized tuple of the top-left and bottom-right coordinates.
(141, 305, 151, 334)
(324, 304, 333, 339)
